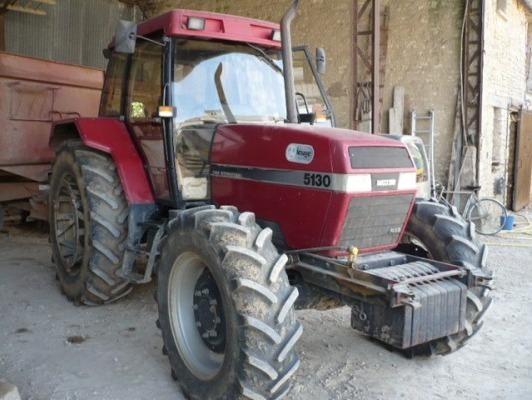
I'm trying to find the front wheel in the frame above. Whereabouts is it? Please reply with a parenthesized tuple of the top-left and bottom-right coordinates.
(467, 198, 507, 235)
(157, 206, 302, 400)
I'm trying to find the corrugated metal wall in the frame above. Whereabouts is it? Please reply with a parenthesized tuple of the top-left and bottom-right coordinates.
(5, 0, 141, 68)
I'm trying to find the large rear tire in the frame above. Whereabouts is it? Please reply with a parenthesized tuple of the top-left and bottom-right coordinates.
(49, 141, 132, 305)
(157, 206, 302, 400)
(400, 199, 493, 355)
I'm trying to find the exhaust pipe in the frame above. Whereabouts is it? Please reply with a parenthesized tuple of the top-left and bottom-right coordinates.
(281, 0, 301, 124)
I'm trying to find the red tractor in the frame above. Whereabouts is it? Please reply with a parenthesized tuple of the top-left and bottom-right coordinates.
(47, 2, 492, 399)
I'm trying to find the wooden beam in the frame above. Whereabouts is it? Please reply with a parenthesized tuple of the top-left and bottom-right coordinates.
(30, 0, 56, 4)
(5, 4, 46, 15)
(0, 1, 17, 15)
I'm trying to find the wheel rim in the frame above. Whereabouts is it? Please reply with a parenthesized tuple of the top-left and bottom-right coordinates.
(168, 252, 225, 380)
(53, 173, 86, 275)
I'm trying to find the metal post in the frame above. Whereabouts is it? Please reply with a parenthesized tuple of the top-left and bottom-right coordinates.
(429, 109, 436, 191)
(353, 0, 381, 133)
(462, 0, 483, 183)
(372, 0, 380, 134)
(281, 0, 301, 124)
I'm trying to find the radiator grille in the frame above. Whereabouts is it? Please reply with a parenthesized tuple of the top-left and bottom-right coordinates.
(340, 194, 414, 249)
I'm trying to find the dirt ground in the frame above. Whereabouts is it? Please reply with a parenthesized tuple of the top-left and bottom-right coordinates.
(1, 209, 531, 400)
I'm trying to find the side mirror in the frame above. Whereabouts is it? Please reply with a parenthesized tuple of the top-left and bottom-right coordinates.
(114, 20, 137, 53)
(316, 47, 326, 75)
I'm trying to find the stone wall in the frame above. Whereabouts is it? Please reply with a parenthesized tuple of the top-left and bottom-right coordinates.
(480, 0, 529, 201)
(148, 0, 353, 128)
(381, 0, 464, 186)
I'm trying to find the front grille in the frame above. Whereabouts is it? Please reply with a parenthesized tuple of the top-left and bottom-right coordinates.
(340, 194, 413, 249)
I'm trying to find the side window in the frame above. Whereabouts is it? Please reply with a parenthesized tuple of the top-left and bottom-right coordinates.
(292, 47, 334, 126)
(128, 40, 163, 119)
(100, 52, 128, 116)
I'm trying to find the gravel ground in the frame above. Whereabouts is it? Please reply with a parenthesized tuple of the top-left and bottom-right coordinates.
(1, 208, 531, 400)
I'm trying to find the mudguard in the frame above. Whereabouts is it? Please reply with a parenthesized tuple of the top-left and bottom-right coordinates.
(50, 118, 155, 204)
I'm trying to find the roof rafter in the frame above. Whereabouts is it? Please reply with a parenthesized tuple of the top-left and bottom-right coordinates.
(0, 0, 56, 16)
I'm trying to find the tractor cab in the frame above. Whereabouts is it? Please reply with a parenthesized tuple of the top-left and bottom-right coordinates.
(101, 10, 334, 207)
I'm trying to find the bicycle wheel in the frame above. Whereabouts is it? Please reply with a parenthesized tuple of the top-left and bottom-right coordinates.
(467, 198, 508, 235)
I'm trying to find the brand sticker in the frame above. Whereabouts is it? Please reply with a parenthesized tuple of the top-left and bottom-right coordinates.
(286, 143, 315, 164)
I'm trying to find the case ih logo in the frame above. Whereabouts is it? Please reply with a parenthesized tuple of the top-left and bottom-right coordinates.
(286, 143, 315, 164)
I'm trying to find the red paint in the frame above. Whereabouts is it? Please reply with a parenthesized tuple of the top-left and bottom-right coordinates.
(211, 124, 417, 251)
(53, 118, 155, 204)
(212, 177, 332, 250)
(0, 52, 102, 173)
(111, 10, 281, 50)
(212, 124, 412, 174)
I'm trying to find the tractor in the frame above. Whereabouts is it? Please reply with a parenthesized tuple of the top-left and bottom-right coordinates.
(47, 1, 492, 399)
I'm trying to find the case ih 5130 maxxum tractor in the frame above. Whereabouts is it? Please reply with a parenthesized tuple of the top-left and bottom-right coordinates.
(47, 1, 492, 399)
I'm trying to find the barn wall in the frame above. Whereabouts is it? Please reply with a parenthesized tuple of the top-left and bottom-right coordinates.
(5, 0, 140, 68)
(381, 0, 464, 186)
(480, 0, 529, 201)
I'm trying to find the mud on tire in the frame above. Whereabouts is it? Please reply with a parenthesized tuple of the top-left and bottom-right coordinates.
(156, 206, 302, 400)
(49, 141, 131, 305)
(401, 199, 493, 355)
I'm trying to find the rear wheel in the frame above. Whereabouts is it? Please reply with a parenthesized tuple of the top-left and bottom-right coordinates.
(49, 141, 131, 305)
(400, 199, 492, 355)
(157, 206, 302, 400)
(467, 198, 507, 235)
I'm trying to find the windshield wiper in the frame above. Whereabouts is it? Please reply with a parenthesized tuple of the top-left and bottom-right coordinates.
(246, 43, 283, 74)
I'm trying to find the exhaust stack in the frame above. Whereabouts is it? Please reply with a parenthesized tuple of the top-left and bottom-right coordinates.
(281, 0, 301, 124)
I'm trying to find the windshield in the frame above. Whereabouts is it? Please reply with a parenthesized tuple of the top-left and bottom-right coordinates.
(171, 40, 286, 125)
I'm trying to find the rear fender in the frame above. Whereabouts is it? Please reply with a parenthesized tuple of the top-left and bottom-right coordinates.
(50, 118, 155, 204)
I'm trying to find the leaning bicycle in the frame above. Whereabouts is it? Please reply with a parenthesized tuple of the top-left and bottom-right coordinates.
(436, 185, 508, 235)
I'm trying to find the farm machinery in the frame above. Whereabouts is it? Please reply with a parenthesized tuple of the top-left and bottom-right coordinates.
(1, 1, 492, 399)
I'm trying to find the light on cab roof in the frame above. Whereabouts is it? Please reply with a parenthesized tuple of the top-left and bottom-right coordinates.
(187, 17, 205, 31)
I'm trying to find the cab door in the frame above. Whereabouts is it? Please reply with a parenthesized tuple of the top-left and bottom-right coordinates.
(126, 39, 169, 201)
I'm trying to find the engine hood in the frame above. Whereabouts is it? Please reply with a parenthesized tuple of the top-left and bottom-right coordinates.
(211, 124, 413, 174)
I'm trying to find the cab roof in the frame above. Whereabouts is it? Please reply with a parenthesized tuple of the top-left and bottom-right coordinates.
(119, 9, 282, 49)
